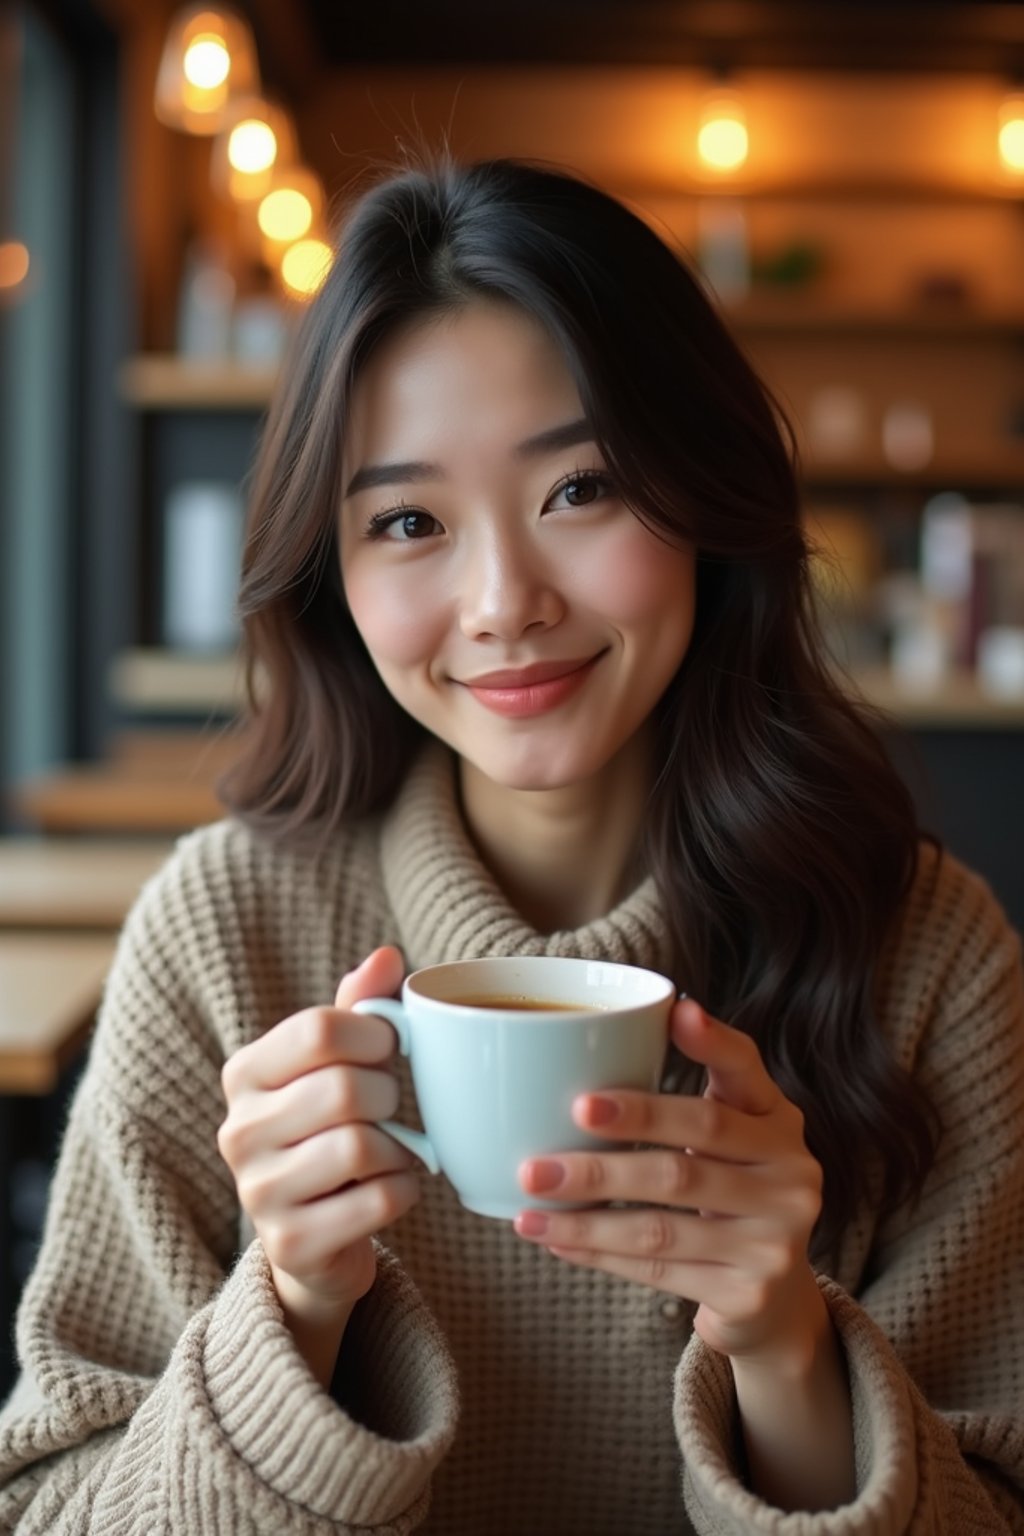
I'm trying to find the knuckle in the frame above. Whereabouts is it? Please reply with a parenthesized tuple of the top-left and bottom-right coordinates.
(215, 1116, 235, 1162)
(237, 1167, 274, 1216)
(560, 1212, 589, 1247)
(338, 1121, 375, 1175)
(581, 1157, 607, 1194)
(642, 1256, 670, 1287)
(216, 1114, 249, 1167)
(655, 1152, 690, 1203)
(369, 1171, 418, 1227)
(302, 1008, 336, 1056)
(220, 1051, 244, 1102)
(326, 1067, 356, 1122)
(637, 1210, 675, 1257)
(632, 1094, 656, 1135)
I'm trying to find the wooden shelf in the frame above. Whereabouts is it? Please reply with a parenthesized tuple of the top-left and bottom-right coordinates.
(728, 301, 1024, 336)
(109, 648, 249, 713)
(847, 667, 1024, 728)
(118, 355, 279, 410)
(107, 648, 1024, 731)
(799, 454, 1024, 489)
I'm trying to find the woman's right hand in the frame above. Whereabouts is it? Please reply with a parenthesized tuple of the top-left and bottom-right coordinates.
(217, 946, 420, 1379)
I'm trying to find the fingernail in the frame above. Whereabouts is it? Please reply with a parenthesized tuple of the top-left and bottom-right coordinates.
(584, 1094, 620, 1127)
(526, 1158, 566, 1192)
(516, 1211, 550, 1237)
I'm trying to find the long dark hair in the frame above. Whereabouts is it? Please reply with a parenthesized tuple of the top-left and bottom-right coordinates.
(223, 156, 939, 1257)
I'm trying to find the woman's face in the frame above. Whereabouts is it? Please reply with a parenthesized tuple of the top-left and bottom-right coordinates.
(338, 300, 696, 793)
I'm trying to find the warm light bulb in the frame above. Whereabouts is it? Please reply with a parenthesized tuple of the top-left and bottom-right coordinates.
(0, 240, 30, 290)
(258, 188, 314, 242)
(999, 96, 1024, 172)
(228, 118, 277, 174)
(281, 238, 333, 298)
(698, 99, 749, 172)
(183, 33, 230, 89)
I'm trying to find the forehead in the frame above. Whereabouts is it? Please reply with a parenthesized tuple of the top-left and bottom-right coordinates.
(343, 301, 582, 461)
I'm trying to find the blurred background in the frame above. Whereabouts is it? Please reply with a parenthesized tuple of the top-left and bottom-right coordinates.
(1, 0, 1024, 1395)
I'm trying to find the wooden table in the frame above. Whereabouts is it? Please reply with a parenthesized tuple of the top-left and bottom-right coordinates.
(0, 934, 117, 1095)
(12, 729, 240, 835)
(0, 838, 172, 929)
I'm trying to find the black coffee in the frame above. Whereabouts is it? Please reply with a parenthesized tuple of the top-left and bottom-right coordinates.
(452, 994, 598, 1012)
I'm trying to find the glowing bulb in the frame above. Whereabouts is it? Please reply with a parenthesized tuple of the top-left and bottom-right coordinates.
(258, 188, 313, 242)
(228, 119, 277, 174)
(999, 97, 1024, 173)
(698, 100, 749, 172)
(0, 241, 30, 290)
(183, 33, 230, 89)
(281, 238, 333, 298)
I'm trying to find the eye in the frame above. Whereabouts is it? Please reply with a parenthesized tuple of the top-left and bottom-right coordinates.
(364, 506, 443, 542)
(547, 469, 616, 511)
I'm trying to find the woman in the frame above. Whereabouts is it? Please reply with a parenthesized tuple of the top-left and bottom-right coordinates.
(1, 157, 1021, 1534)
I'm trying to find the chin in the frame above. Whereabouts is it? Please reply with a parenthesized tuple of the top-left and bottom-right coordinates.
(466, 740, 603, 794)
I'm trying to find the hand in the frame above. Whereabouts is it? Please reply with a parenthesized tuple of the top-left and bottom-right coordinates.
(515, 997, 827, 1368)
(218, 946, 420, 1330)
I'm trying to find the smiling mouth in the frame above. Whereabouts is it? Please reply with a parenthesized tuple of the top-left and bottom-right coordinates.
(458, 653, 605, 718)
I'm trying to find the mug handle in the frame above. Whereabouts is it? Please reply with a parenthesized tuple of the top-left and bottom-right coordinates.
(351, 997, 442, 1175)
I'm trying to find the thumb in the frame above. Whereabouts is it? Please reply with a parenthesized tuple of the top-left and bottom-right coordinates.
(334, 945, 405, 1011)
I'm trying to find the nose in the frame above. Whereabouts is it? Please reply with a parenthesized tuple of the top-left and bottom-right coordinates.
(457, 529, 565, 642)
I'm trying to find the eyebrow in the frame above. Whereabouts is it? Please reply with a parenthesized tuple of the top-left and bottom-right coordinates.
(343, 417, 595, 499)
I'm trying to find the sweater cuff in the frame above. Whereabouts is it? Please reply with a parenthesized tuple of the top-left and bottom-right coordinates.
(198, 1239, 459, 1525)
(674, 1275, 919, 1536)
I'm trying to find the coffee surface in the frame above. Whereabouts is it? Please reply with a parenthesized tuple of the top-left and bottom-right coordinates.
(448, 994, 599, 1012)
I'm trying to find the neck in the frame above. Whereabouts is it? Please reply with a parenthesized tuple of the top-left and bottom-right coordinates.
(457, 731, 652, 933)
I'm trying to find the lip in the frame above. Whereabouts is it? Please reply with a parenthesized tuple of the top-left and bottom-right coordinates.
(461, 657, 599, 689)
(458, 653, 604, 719)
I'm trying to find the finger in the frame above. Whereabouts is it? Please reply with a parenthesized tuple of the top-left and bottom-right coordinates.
(228, 1063, 402, 1160)
(566, 1086, 778, 1162)
(519, 1147, 765, 1216)
(262, 1170, 421, 1272)
(224, 1001, 397, 1096)
(242, 1123, 414, 1212)
(540, 1242, 735, 1308)
(670, 999, 778, 1115)
(335, 946, 405, 1011)
(514, 1204, 747, 1268)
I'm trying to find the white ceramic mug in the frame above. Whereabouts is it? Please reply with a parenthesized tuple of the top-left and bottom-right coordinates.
(353, 955, 675, 1220)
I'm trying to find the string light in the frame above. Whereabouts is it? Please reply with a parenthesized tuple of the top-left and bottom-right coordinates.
(255, 167, 324, 261)
(698, 86, 749, 173)
(999, 92, 1024, 174)
(154, 5, 259, 135)
(0, 241, 30, 291)
(211, 99, 296, 203)
(280, 238, 334, 300)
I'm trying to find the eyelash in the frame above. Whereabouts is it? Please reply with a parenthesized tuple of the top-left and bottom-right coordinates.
(361, 467, 615, 542)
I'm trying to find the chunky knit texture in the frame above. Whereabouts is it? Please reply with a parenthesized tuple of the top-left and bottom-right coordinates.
(1, 743, 1022, 1534)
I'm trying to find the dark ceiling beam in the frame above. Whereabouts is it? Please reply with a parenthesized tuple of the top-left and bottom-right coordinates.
(301, 0, 1024, 73)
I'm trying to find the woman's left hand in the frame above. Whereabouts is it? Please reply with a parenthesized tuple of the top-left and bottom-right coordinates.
(515, 997, 828, 1368)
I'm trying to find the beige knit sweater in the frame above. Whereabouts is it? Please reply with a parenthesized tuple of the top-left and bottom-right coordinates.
(1, 744, 1022, 1534)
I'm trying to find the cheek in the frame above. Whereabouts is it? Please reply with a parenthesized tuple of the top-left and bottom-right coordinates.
(343, 564, 445, 669)
(573, 526, 695, 632)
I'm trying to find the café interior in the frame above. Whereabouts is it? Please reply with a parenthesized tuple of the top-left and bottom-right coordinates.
(1, 0, 1023, 1399)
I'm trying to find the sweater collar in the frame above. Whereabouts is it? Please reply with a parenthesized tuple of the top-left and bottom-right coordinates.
(379, 742, 672, 976)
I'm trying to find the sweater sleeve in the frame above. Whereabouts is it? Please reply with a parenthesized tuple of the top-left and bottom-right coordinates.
(0, 840, 459, 1535)
(672, 858, 1024, 1535)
